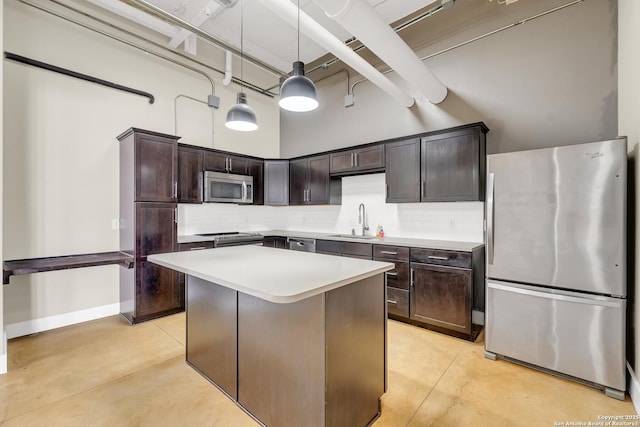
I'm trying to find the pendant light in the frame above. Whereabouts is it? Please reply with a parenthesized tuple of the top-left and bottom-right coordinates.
(226, 0, 258, 131)
(279, 0, 318, 112)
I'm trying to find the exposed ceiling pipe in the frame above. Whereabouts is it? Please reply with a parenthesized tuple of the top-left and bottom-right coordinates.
(222, 50, 233, 86)
(255, 0, 414, 108)
(311, 0, 448, 104)
(122, 0, 288, 78)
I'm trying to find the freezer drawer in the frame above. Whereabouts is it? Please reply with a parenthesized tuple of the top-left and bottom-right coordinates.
(486, 280, 625, 392)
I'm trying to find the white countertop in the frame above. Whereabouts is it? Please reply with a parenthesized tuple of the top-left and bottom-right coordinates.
(148, 246, 394, 304)
(179, 230, 484, 252)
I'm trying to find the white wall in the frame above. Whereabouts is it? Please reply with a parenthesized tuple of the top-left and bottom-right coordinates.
(2, 0, 279, 329)
(281, 0, 617, 158)
(1, 0, 6, 374)
(179, 174, 484, 243)
(619, 0, 640, 407)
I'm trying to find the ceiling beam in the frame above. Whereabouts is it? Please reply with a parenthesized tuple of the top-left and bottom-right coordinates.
(167, 0, 224, 51)
(88, 0, 178, 38)
(122, 0, 288, 77)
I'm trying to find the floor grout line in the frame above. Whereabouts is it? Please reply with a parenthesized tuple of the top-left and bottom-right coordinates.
(153, 321, 186, 349)
(404, 343, 466, 427)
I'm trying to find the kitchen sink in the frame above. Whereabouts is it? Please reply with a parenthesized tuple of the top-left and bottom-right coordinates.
(328, 234, 378, 240)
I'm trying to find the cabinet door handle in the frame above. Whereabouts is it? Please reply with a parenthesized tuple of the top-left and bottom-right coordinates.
(410, 268, 414, 287)
(385, 272, 398, 277)
(421, 181, 425, 198)
(354, 152, 358, 167)
(387, 299, 398, 304)
(224, 157, 228, 171)
(189, 246, 206, 251)
(173, 182, 177, 198)
(174, 208, 178, 224)
(428, 255, 449, 260)
(380, 251, 398, 255)
(351, 152, 354, 167)
(229, 158, 233, 171)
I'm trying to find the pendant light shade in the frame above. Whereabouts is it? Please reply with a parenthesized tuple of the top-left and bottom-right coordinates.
(225, 0, 258, 132)
(279, 61, 318, 112)
(225, 92, 258, 131)
(279, 0, 318, 113)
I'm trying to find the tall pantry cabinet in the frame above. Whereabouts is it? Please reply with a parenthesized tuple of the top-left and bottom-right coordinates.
(118, 128, 183, 324)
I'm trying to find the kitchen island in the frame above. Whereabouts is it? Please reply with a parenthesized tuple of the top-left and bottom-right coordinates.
(148, 246, 394, 427)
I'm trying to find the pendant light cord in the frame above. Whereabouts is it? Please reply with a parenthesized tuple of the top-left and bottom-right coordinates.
(297, 0, 300, 62)
(240, 0, 244, 91)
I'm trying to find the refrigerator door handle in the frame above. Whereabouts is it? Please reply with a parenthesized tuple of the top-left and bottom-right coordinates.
(488, 282, 623, 308)
(487, 172, 495, 265)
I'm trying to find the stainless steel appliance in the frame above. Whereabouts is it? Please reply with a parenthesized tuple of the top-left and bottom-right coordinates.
(203, 171, 253, 204)
(288, 237, 316, 252)
(196, 232, 263, 247)
(484, 137, 627, 400)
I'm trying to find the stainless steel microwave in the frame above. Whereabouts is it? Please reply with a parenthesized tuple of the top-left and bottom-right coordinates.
(203, 171, 253, 204)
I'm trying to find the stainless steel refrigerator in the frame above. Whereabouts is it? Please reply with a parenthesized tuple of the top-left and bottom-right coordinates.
(484, 137, 627, 400)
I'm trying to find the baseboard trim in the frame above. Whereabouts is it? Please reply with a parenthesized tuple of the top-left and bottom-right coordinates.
(627, 362, 640, 413)
(5, 303, 120, 340)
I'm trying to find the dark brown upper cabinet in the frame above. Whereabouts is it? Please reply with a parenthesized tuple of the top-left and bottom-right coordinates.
(117, 128, 179, 203)
(289, 155, 330, 205)
(177, 145, 204, 204)
(264, 160, 289, 206)
(420, 124, 487, 202)
(329, 144, 385, 175)
(248, 159, 264, 205)
(385, 138, 421, 203)
(204, 151, 249, 175)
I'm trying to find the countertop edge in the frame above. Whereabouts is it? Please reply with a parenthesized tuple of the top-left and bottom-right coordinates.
(148, 252, 394, 304)
(178, 230, 485, 252)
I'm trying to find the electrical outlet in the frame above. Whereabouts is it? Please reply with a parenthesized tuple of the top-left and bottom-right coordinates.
(112, 219, 119, 230)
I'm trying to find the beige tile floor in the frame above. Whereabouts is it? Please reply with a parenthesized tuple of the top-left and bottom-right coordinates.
(0, 313, 635, 426)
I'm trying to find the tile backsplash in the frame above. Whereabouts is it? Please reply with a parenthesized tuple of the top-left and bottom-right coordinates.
(179, 173, 485, 242)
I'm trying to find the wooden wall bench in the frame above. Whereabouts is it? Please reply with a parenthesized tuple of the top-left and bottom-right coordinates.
(3, 251, 134, 285)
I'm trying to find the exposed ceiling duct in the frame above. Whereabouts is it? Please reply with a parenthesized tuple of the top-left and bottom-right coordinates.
(255, 0, 415, 108)
(311, 0, 448, 104)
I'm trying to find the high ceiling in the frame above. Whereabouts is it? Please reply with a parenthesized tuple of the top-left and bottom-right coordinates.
(93, 0, 446, 75)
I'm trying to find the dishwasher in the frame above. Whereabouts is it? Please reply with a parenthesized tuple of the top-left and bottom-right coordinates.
(287, 237, 316, 253)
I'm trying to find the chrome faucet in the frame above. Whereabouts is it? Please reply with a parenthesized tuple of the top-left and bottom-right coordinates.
(358, 203, 369, 236)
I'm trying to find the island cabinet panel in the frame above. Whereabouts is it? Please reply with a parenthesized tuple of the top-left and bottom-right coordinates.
(238, 292, 326, 427)
(187, 276, 237, 399)
(420, 124, 487, 202)
(177, 145, 203, 204)
(385, 138, 421, 203)
(325, 275, 385, 427)
(264, 160, 289, 206)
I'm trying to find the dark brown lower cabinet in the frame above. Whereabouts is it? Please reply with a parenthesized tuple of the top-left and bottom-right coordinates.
(409, 263, 472, 335)
(263, 236, 287, 249)
(135, 259, 182, 321)
(386, 287, 409, 318)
